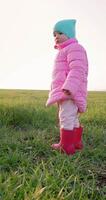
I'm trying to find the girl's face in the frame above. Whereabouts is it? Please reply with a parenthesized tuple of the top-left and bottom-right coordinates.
(53, 31, 69, 44)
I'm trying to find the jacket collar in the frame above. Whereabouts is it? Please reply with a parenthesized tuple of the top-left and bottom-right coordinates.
(54, 38, 78, 49)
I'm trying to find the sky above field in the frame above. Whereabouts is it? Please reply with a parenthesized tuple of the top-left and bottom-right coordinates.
(0, 0, 106, 91)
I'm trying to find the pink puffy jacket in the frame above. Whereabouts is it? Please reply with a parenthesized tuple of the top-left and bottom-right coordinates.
(46, 38, 88, 113)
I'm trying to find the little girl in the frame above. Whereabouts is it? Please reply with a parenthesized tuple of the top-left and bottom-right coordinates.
(46, 19, 88, 155)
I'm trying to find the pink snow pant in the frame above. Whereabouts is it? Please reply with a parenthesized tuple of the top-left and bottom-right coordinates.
(58, 100, 80, 130)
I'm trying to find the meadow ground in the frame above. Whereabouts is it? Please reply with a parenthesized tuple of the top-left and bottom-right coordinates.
(0, 90, 106, 200)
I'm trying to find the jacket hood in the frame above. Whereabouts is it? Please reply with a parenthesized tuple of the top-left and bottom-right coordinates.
(54, 38, 78, 49)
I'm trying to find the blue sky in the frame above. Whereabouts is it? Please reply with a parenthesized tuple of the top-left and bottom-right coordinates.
(0, 0, 106, 91)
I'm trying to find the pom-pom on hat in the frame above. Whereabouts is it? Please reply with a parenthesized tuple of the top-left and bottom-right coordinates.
(53, 19, 76, 38)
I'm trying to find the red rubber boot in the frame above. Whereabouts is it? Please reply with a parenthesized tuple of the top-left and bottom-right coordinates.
(51, 129, 76, 155)
(60, 129, 76, 155)
(51, 141, 61, 150)
(74, 126, 83, 150)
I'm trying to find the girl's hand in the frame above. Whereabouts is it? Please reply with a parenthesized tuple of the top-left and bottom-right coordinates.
(63, 89, 71, 95)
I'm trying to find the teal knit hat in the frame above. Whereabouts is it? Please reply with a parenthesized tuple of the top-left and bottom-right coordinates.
(53, 19, 76, 38)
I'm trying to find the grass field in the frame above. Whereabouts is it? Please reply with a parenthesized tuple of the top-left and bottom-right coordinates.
(0, 90, 106, 200)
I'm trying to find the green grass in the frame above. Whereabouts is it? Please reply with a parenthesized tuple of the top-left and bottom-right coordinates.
(0, 89, 106, 200)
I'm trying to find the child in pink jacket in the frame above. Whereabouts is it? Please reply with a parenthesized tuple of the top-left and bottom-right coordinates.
(46, 19, 88, 155)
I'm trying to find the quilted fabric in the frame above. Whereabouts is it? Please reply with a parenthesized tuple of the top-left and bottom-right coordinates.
(46, 38, 88, 113)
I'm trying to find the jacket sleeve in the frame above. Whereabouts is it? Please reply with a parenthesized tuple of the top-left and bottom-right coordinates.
(62, 48, 88, 97)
